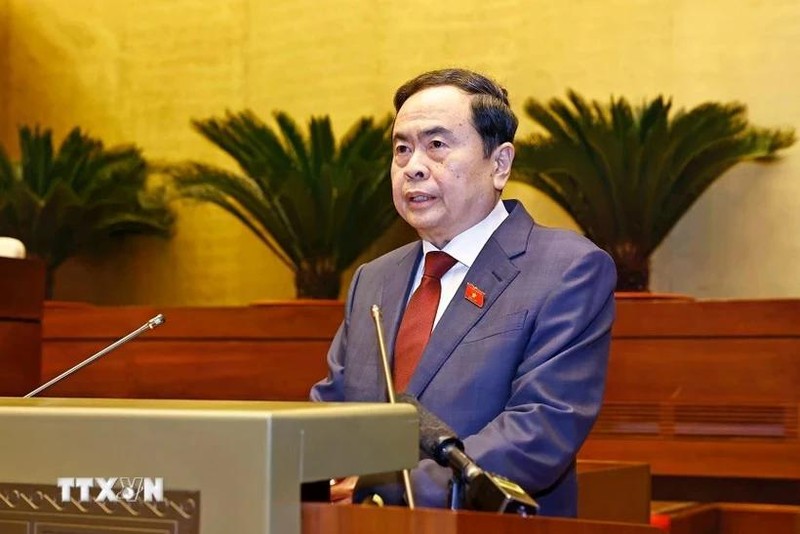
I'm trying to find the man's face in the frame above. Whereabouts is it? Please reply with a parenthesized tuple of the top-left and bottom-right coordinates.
(391, 85, 512, 248)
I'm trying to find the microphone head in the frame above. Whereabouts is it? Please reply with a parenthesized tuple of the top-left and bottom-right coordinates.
(466, 471, 540, 515)
(148, 314, 166, 328)
(397, 393, 461, 466)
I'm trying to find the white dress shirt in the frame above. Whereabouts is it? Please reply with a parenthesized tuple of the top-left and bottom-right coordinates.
(408, 200, 509, 328)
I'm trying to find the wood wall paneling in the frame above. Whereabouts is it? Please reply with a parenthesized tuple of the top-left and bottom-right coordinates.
(591, 298, 800, 502)
(0, 322, 42, 395)
(40, 303, 342, 400)
(613, 299, 800, 337)
(38, 298, 800, 495)
(0, 257, 45, 395)
(0, 257, 45, 320)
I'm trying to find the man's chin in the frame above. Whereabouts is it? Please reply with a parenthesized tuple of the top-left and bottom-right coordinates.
(404, 214, 437, 232)
(415, 228, 454, 249)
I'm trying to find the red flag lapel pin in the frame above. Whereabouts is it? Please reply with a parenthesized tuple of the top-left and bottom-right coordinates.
(465, 282, 485, 308)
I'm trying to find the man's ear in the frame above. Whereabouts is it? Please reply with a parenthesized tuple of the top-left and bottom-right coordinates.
(491, 142, 515, 191)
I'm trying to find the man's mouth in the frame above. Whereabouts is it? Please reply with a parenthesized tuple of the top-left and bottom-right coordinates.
(407, 193, 435, 203)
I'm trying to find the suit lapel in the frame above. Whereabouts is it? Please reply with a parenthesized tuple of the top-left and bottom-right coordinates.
(405, 201, 533, 397)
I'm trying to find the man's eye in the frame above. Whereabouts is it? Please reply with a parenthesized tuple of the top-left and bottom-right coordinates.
(430, 140, 446, 149)
(395, 145, 410, 155)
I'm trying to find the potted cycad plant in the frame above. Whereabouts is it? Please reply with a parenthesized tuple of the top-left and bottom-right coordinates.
(513, 91, 795, 292)
(0, 126, 174, 298)
(168, 110, 397, 299)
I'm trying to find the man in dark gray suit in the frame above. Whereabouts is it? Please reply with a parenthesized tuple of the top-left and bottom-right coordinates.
(311, 68, 616, 517)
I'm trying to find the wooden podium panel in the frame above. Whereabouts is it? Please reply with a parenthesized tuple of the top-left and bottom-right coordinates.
(0, 257, 45, 396)
(577, 461, 650, 524)
(301, 503, 663, 534)
(667, 503, 800, 534)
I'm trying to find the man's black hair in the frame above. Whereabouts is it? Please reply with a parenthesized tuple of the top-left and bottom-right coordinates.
(393, 68, 518, 157)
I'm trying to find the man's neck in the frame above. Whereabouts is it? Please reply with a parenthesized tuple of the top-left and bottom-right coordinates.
(421, 200, 510, 267)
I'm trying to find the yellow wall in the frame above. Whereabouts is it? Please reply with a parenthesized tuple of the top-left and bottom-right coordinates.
(0, 0, 8, 131)
(2, 0, 798, 304)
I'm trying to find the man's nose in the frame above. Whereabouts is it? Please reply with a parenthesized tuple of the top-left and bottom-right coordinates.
(405, 150, 429, 181)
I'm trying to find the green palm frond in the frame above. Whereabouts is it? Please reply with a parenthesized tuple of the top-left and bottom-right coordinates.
(514, 91, 795, 290)
(0, 125, 175, 297)
(169, 110, 396, 298)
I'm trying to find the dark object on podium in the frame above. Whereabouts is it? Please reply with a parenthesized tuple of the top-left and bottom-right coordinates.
(460, 470, 537, 514)
(301, 481, 331, 503)
(0, 257, 45, 395)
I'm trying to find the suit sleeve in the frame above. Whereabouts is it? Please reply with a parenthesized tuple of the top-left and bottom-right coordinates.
(411, 247, 617, 506)
(309, 264, 365, 402)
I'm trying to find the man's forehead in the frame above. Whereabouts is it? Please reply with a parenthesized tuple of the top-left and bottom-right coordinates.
(397, 85, 472, 115)
(393, 86, 474, 137)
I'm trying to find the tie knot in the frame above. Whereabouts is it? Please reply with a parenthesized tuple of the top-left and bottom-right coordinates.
(423, 251, 457, 280)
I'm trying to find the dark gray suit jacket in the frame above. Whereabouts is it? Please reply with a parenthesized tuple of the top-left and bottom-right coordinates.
(310, 200, 616, 516)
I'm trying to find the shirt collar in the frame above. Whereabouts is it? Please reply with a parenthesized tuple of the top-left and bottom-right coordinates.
(422, 200, 509, 268)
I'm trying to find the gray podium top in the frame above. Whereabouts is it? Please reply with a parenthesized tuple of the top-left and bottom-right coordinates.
(0, 397, 419, 534)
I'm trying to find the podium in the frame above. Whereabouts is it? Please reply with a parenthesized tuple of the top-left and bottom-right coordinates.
(577, 460, 651, 523)
(302, 502, 663, 533)
(665, 503, 800, 534)
(0, 397, 418, 534)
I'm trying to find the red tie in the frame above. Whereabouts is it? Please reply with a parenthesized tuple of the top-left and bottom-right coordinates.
(393, 251, 458, 392)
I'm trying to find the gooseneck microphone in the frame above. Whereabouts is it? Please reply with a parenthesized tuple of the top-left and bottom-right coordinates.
(397, 393, 479, 473)
(370, 305, 416, 509)
(24, 314, 166, 398)
(398, 393, 539, 516)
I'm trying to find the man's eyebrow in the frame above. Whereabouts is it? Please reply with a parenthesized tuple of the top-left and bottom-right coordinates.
(421, 126, 453, 138)
(392, 126, 455, 143)
(392, 131, 411, 143)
